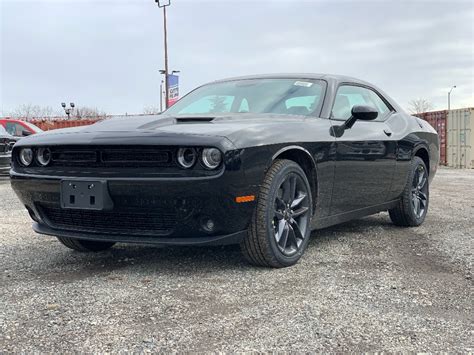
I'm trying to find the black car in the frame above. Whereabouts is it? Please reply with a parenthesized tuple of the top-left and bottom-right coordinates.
(0, 125, 18, 175)
(10, 74, 439, 267)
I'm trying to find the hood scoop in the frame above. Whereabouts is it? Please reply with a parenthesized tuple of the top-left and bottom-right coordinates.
(175, 117, 215, 124)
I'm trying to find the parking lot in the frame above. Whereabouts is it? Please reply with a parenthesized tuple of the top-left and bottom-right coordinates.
(0, 168, 472, 352)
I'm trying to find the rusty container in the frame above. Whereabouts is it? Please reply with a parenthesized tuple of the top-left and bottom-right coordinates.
(414, 110, 447, 165)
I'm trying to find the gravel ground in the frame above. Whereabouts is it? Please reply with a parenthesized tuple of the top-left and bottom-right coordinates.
(0, 168, 472, 352)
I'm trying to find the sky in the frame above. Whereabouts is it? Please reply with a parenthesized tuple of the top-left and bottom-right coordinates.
(1, 0, 473, 116)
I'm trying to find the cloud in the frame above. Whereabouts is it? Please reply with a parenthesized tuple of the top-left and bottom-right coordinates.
(1, 0, 473, 115)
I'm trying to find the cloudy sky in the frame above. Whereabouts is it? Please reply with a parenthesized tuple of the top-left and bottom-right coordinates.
(1, 0, 473, 116)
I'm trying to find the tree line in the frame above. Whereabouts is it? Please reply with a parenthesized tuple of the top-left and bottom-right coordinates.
(3, 104, 107, 120)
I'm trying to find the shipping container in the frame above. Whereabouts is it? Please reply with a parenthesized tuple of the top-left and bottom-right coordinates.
(447, 108, 474, 169)
(30, 119, 101, 131)
(414, 110, 447, 165)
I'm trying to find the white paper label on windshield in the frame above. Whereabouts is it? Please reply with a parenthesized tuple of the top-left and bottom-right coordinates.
(294, 81, 313, 87)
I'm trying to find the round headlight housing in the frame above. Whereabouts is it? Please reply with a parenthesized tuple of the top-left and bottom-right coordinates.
(19, 148, 34, 167)
(37, 147, 52, 166)
(202, 148, 222, 169)
(177, 147, 197, 168)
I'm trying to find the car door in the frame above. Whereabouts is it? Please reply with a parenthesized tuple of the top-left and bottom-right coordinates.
(329, 84, 397, 215)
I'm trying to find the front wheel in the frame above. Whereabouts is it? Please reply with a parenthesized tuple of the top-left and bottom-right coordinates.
(240, 159, 313, 268)
(57, 236, 116, 252)
(389, 156, 429, 227)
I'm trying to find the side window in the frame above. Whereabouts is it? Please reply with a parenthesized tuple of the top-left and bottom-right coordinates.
(178, 95, 234, 114)
(5, 122, 24, 136)
(366, 90, 390, 119)
(238, 98, 249, 113)
(332, 85, 392, 121)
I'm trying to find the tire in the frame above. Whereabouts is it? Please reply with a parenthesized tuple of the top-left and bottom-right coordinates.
(389, 156, 429, 227)
(240, 159, 313, 268)
(57, 236, 116, 252)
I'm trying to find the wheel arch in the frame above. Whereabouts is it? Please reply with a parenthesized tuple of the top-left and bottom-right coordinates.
(413, 146, 430, 175)
(271, 146, 318, 212)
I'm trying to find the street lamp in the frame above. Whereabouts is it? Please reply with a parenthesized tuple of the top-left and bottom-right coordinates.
(448, 85, 456, 111)
(61, 102, 75, 120)
(154, 0, 171, 108)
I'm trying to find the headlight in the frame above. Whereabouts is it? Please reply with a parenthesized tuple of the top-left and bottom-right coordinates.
(177, 147, 197, 168)
(19, 148, 34, 166)
(37, 147, 52, 166)
(202, 148, 222, 169)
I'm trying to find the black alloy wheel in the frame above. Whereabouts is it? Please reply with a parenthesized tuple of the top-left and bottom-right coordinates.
(411, 164, 428, 219)
(273, 173, 310, 257)
(241, 159, 313, 268)
(389, 156, 429, 227)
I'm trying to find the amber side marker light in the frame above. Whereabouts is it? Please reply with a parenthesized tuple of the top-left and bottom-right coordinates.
(236, 195, 256, 203)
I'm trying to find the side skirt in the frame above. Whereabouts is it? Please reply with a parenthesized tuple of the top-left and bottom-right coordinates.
(313, 199, 399, 230)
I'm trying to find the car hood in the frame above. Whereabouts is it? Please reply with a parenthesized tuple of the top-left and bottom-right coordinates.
(15, 113, 321, 149)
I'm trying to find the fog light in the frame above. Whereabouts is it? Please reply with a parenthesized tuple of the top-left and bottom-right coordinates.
(201, 218, 215, 233)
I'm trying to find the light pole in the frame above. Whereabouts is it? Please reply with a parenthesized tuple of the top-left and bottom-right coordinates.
(448, 85, 456, 111)
(155, 0, 171, 109)
(61, 102, 75, 120)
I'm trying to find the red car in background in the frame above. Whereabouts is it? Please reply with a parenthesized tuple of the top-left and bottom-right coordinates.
(0, 119, 43, 137)
(0, 119, 43, 175)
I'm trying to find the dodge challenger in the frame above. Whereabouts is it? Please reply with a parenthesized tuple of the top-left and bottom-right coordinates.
(10, 74, 439, 267)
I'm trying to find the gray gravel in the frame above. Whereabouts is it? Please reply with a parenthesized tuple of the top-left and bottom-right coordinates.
(0, 168, 473, 352)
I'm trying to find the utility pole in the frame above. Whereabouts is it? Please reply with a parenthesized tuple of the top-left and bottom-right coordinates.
(155, 0, 171, 109)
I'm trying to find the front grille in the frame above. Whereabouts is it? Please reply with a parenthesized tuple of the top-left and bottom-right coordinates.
(1, 139, 15, 154)
(49, 146, 174, 168)
(39, 204, 177, 235)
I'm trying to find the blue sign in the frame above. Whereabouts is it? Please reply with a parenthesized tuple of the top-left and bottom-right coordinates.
(167, 74, 179, 106)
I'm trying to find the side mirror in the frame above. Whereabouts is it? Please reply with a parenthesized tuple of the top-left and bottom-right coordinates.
(331, 105, 378, 137)
(22, 130, 32, 137)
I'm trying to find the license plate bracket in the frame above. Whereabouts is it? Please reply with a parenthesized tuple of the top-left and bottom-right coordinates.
(60, 180, 113, 210)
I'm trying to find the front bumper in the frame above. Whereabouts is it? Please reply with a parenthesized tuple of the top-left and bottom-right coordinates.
(10, 171, 258, 246)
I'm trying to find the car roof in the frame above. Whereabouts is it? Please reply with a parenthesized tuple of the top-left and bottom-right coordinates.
(212, 73, 372, 86)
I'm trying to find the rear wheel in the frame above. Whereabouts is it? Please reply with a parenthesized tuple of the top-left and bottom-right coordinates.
(57, 236, 116, 252)
(389, 156, 429, 227)
(240, 159, 313, 268)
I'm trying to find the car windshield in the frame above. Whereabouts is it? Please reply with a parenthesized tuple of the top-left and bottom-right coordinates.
(165, 78, 325, 117)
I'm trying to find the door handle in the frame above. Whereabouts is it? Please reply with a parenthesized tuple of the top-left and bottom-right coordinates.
(384, 129, 392, 137)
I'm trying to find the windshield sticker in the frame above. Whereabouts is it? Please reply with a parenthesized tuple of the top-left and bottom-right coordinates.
(294, 81, 313, 87)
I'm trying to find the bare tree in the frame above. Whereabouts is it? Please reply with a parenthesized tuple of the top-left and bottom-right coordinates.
(143, 106, 162, 115)
(408, 98, 434, 114)
(9, 104, 58, 119)
(73, 107, 107, 119)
